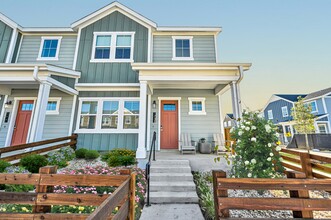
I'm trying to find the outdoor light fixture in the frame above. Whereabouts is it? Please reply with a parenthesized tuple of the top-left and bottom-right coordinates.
(4, 101, 12, 108)
(152, 100, 156, 109)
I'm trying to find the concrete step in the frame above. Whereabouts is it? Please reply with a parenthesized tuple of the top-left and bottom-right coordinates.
(150, 166, 191, 173)
(150, 181, 196, 192)
(151, 160, 190, 166)
(150, 173, 193, 182)
(149, 191, 199, 204)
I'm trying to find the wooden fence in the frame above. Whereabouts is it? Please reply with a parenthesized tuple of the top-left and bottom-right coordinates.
(0, 165, 136, 220)
(0, 134, 77, 163)
(213, 170, 331, 219)
(280, 148, 331, 178)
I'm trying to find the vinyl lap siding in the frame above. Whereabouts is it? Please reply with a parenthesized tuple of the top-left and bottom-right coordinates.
(150, 89, 221, 148)
(153, 35, 216, 62)
(17, 35, 77, 69)
(0, 20, 13, 63)
(76, 11, 148, 83)
(264, 99, 293, 124)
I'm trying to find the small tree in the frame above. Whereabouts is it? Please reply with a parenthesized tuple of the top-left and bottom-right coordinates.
(291, 97, 315, 151)
(228, 111, 284, 178)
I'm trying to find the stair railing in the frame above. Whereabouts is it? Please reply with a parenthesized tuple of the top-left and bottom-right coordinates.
(145, 131, 156, 207)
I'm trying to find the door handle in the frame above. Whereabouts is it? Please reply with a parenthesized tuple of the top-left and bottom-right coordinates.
(160, 125, 163, 131)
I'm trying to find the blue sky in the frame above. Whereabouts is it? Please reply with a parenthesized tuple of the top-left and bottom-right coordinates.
(1, 0, 331, 113)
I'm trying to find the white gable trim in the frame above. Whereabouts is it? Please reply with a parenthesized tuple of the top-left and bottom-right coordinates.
(0, 12, 21, 30)
(71, 2, 157, 30)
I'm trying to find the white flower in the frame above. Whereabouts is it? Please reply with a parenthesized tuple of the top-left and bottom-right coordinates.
(255, 110, 260, 114)
(241, 125, 246, 130)
(251, 159, 256, 164)
(247, 173, 252, 178)
(237, 139, 241, 143)
(275, 133, 280, 138)
(244, 161, 249, 165)
(267, 157, 272, 161)
(265, 124, 271, 133)
(251, 137, 257, 142)
(276, 146, 282, 151)
(238, 131, 243, 136)
(269, 153, 274, 157)
(245, 127, 250, 131)
(230, 127, 235, 133)
(251, 126, 257, 130)
(267, 143, 272, 147)
(279, 157, 284, 162)
(245, 121, 251, 125)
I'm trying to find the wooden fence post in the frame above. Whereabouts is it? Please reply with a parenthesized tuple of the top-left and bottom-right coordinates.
(286, 170, 313, 218)
(212, 170, 229, 219)
(33, 166, 57, 213)
(129, 172, 136, 220)
(300, 152, 313, 178)
(70, 133, 78, 150)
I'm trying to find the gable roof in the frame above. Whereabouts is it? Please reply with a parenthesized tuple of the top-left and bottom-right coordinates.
(226, 113, 234, 119)
(275, 94, 306, 102)
(304, 87, 331, 101)
(71, 1, 157, 30)
(0, 12, 21, 30)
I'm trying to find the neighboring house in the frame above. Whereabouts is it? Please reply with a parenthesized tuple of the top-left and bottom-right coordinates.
(223, 113, 235, 145)
(263, 89, 331, 143)
(0, 2, 251, 159)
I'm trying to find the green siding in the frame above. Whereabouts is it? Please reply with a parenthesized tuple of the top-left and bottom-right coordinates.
(11, 32, 21, 63)
(0, 20, 13, 63)
(153, 35, 216, 62)
(79, 91, 139, 97)
(77, 134, 138, 151)
(76, 11, 148, 83)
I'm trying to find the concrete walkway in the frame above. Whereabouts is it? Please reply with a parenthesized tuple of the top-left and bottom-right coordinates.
(140, 204, 204, 220)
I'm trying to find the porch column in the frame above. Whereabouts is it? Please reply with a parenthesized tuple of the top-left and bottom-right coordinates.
(29, 81, 51, 142)
(137, 81, 147, 159)
(218, 95, 225, 139)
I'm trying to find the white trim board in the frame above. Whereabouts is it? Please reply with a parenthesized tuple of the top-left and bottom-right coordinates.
(157, 97, 181, 151)
(75, 83, 140, 91)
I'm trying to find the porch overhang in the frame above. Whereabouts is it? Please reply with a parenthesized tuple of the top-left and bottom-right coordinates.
(131, 63, 251, 95)
(0, 64, 81, 95)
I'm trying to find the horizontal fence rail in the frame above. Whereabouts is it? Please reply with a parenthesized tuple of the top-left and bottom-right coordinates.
(0, 166, 136, 220)
(0, 134, 77, 163)
(280, 148, 331, 179)
(212, 170, 331, 219)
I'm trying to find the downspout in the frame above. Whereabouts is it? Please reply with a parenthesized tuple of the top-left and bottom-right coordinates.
(33, 66, 41, 83)
(236, 66, 244, 118)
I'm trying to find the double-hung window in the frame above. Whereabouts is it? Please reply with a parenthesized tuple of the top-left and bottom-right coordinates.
(310, 101, 318, 113)
(267, 110, 273, 120)
(281, 106, 289, 117)
(91, 32, 134, 62)
(172, 36, 193, 60)
(37, 36, 62, 60)
(76, 98, 140, 133)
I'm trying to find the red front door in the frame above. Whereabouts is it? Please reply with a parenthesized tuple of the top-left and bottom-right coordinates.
(160, 100, 178, 149)
(11, 100, 34, 146)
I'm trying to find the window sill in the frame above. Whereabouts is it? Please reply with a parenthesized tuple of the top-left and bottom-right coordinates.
(188, 112, 206, 116)
(37, 57, 59, 61)
(90, 59, 134, 63)
(46, 111, 60, 115)
(74, 129, 139, 134)
(172, 57, 194, 61)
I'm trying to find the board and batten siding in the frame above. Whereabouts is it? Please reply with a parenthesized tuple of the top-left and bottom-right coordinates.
(325, 98, 331, 115)
(150, 89, 221, 148)
(0, 20, 13, 63)
(153, 35, 216, 62)
(75, 91, 140, 151)
(17, 35, 77, 69)
(0, 89, 73, 147)
(264, 99, 294, 124)
(76, 11, 148, 84)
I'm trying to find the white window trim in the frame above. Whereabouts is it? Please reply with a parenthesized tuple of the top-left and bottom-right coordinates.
(309, 100, 318, 113)
(317, 123, 328, 134)
(267, 110, 273, 120)
(46, 97, 61, 115)
(37, 36, 62, 61)
(188, 97, 206, 115)
(90, 32, 135, 63)
(75, 97, 140, 133)
(281, 106, 289, 117)
(172, 36, 194, 61)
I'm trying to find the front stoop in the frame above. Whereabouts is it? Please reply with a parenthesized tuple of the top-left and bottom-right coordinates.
(149, 160, 199, 204)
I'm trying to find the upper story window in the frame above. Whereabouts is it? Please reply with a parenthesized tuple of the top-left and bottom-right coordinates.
(172, 36, 193, 61)
(188, 97, 206, 115)
(281, 106, 289, 117)
(267, 110, 273, 120)
(310, 101, 318, 113)
(37, 37, 62, 60)
(91, 32, 134, 62)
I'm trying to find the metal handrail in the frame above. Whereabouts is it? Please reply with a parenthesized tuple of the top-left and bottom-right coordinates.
(146, 131, 156, 206)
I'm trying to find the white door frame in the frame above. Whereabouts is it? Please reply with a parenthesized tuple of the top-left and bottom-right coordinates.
(5, 97, 37, 146)
(158, 97, 181, 151)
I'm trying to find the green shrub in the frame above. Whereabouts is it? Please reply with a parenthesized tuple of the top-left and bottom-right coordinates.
(59, 147, 75, 161)
(194, 172, 215, 220)
(20, 155, 48, 173)
(107, 155, 135, 167)
(84, 150, 99, 160)
(0, 160, 11, 172)
(46, 151, 68, 168)
(4, 166, 34, 192)
(101, 148, 136, 161)
(75, 148, 88, 159)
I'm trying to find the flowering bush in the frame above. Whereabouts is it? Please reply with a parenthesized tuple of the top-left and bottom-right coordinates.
(3, 166, 34, 192)
(230, 111, 284, 178)
(47, 147, 75, 168)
